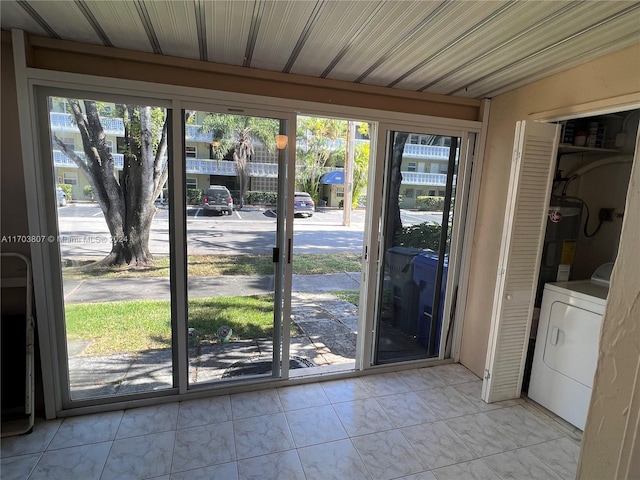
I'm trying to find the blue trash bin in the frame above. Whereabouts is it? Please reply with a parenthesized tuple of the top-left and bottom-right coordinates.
(412, 252, 448, 356)
(385, 247, 422, 336)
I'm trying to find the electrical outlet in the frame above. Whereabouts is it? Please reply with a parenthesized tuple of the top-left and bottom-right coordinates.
(599, 208, 615, 222)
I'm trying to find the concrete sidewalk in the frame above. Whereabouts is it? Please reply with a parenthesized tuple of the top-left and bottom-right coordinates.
(64, 272, 362, 304)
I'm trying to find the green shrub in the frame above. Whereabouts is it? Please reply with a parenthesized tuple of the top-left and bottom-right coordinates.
(416, 196, 445, 211)
(395, 221, 441, 251)
(58, 183, 72, 200)
(83, 185, 93, 200)
(245, 191, 277, 205)
(187, 188, 203, 204)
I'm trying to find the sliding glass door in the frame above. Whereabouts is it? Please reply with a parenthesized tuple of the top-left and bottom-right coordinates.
(184, 108, 289, 386)
(45, 93, 175, 401)
(41, 89, 294, 406)
(372, 129, 465, 364)
(31, 83, 477, 414)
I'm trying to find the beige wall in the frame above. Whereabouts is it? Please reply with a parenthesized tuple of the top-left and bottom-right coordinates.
(571, 154, 634, 279)
(577, 128, 640, 479)
(1, 38, 29, 257)
(460, 43, 640, 378)
(461, 42, 640, 478)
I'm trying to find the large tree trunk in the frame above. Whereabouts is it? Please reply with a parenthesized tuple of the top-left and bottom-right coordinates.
(56, 100, 167, 267)
(385, 132, 408, 246)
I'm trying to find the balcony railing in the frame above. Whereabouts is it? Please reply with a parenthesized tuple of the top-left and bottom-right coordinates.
(400, 171, 448, 186)
(185, 125, 214, 142)
(49, 112, 125, 136)
(54, 150, 449, 187)
(185, 159, 309, 178)
(53, 150, 125, 170)
(50, 114, 455, 163)
(53, 151, 274, 176)
(403, 144, 453, 159)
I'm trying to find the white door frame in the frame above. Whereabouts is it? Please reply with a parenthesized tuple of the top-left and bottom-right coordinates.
(361, 120, 479, 369)
(12, 29, 484, 416)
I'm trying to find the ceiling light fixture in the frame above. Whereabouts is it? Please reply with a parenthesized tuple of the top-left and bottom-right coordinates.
(275, 135, 288, 150)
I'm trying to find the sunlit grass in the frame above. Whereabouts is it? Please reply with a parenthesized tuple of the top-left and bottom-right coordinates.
(63, 253, 362, 280)
(65, 295, 300, 355)
(333, 290, 360, 306)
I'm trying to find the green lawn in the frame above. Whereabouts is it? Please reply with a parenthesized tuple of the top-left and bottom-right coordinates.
(63, 253, 362, 280)
(63, 253, 361, 355)
(333, 290, 360, 306)
(66, 295, 300, 355)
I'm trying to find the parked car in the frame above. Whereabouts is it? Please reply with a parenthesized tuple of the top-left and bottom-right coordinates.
(56, 187, 67, 207)
(200, 185, 233, 215)
(294, 192, 314, 217)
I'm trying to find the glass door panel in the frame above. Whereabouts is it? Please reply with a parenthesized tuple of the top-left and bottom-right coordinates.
(185, 110, 287, 385)
(47, 95, 174, 400)
(289, 116, 371, 376)
(374, 131, 459, 364)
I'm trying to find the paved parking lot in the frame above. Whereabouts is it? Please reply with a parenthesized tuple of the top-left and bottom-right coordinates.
(56, 203, 441, 258)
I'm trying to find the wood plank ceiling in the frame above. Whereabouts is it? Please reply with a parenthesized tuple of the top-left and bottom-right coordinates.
(2, 0, 639, 99)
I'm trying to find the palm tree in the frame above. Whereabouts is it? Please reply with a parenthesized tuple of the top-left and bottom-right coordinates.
(201, 114, 279, 208)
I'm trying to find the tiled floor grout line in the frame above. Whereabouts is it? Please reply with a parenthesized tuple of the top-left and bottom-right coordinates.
(478, 456, 505, 480)
(3, 367, 583, 480)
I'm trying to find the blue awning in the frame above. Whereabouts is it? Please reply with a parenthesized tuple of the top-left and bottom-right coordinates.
(320, 170, 345, 184)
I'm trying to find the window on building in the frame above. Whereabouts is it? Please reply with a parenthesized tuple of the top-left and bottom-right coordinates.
(252, 177, 277, 192)
(405, 188, 414, 198)
(253, 144, 278, 163)
(407, 162, 417, 172)
(50, 98, 70, 113)
(117, 137, 126, 154)
(417, 189, 424, 197)
(186, 146, 197, 158)
(409, 134, 419, 144)
(63, 172, 77, 185)
(106, 140, 113, 153)
(428, 190, 436, 196)
(337, 187, 344, 198)
(186, 178, 197, 190)
(61, 137, 74, 151)
(439, 190, 445, 196)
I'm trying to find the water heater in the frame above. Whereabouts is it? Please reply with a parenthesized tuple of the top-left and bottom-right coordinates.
(535, 199, 582, 306)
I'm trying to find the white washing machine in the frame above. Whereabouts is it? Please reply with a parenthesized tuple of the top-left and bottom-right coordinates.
(528, 263, 613, 430)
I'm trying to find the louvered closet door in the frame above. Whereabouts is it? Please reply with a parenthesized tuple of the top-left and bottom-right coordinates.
(482, 121, 560, 403)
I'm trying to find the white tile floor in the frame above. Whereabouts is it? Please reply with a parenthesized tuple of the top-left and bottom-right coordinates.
(1, 364, 582, 480)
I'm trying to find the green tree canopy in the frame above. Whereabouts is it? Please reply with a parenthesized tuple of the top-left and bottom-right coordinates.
(295, 117, 369, 204)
